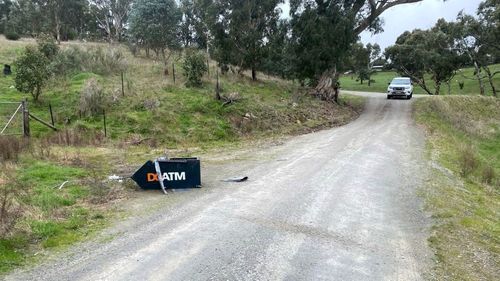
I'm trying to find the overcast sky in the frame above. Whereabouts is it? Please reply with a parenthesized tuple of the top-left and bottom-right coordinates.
(279, 0, 483, 50)
(360, 0, 483, 50)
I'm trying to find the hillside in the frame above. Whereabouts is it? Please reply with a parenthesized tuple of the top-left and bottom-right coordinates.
(340, 66, 500, 96)
(0, 36, 365, 274)
(414, 96, 500, 280)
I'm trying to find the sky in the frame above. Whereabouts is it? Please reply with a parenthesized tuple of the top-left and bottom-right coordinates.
(278, 0, 484, 50)
(360, 0, 483, 50)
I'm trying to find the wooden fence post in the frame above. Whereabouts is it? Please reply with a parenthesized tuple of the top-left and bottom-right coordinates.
(121, 71, 125, 97)
(22, 99, 30, 137)
(103, 109, 107, 137)
(49, 103, 54, 126)
(215, 71, 221, 100)
(172, 63, 176, 84)
(207, 59, 210, 77)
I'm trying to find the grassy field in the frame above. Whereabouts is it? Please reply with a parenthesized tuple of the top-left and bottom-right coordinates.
(414, 96, 500, 280)
(340, 66, 500, 96)
(0, 36, 365, 274)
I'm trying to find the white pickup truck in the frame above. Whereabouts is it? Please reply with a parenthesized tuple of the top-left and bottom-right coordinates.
(387, 77, 413, 99)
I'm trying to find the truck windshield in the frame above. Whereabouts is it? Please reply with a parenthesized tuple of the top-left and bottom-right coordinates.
(392, 79, 411, 85)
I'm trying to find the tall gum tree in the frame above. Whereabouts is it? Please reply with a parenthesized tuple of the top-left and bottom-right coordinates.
(290, 0, 429, 103)
(206, 0, 283, 81)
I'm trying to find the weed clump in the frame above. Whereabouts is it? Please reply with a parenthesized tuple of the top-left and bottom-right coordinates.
(79, 78, 106, 117)
(52, 46, 127, 76)
(0, 136, 27, 162)
(460, 146, 478, 177)
(481, 165, 496, 185)
(0, 164, 24, 237)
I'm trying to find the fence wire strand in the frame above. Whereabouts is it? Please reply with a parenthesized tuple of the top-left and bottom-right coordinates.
(0, 102, 23, 136)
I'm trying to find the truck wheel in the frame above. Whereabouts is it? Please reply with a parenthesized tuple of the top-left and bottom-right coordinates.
(387, 95, 391, 99)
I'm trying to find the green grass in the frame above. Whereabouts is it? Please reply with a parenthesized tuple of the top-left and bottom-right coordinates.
(414, 96, 500, 280)
(0, 37, 363, 146)
(340, 65, 500, 96)
(0, 236, 28, 273)
(0, 159, 108, 274)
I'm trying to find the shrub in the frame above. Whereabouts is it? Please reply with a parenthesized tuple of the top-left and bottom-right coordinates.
(14, 46, 51, 101)
(37, 34, 59, 60)
(51, 46, 88, 76)
(481, 166, 496, 185)
(86, 46, 127, 75)
(50, 46, 127, 76)
(5, 31, 20, 41)
(79, 78, 106, 117)
(460, 146, 479, 177)
(182, 50, 207, 87)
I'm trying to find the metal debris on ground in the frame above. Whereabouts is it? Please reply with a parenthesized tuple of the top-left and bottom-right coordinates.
(222, 176, 248, 182)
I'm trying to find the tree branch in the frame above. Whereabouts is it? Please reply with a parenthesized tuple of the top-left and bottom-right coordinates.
(354, 0, 424, 35)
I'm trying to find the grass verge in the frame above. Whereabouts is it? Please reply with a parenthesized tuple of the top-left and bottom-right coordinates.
(414, 96, 499, 280)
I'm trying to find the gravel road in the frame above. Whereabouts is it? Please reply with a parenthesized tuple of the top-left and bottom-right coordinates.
(5, 93, 432, 281)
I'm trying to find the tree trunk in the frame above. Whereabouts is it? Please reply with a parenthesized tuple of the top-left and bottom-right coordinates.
(54, 6, 61, 44)
(483, 66, 497, 97)
(473, 61, 485, 95)
(313, 68, 340, 103)
(33, 85, 41, 101)
(434, 82, 441, 95)
(251, 68, 257, 81)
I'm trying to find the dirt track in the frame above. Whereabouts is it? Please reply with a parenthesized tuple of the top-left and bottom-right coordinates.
(5, 92, 433, 281)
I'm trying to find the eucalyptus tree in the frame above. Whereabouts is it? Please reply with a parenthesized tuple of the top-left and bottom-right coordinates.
(289, 0, 430, 103)
(128, 0, 182, 61)
(204, 0, 284, 81)
(385, 23, 463, 95)
(89, 0, 132, 42)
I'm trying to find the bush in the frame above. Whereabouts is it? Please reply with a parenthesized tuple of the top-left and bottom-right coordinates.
(5, 31, 20, 41)
(50, 46, 128, 77)
(14, 46, 51, 101)
(86, 46, 127, 75)
(182, 50, 207, 87)
(79, 78, 106, 117)
(51, 46, 88, 76)
(37, 34, 59, 60)
(460, 146, 479, 177)
(481, 166, 496, 185)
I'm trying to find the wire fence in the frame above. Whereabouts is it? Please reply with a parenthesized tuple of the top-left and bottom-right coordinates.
(0, 101, 24, 136)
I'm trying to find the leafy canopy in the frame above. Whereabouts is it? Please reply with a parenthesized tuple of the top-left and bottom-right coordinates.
(14, 47, 51, 101)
